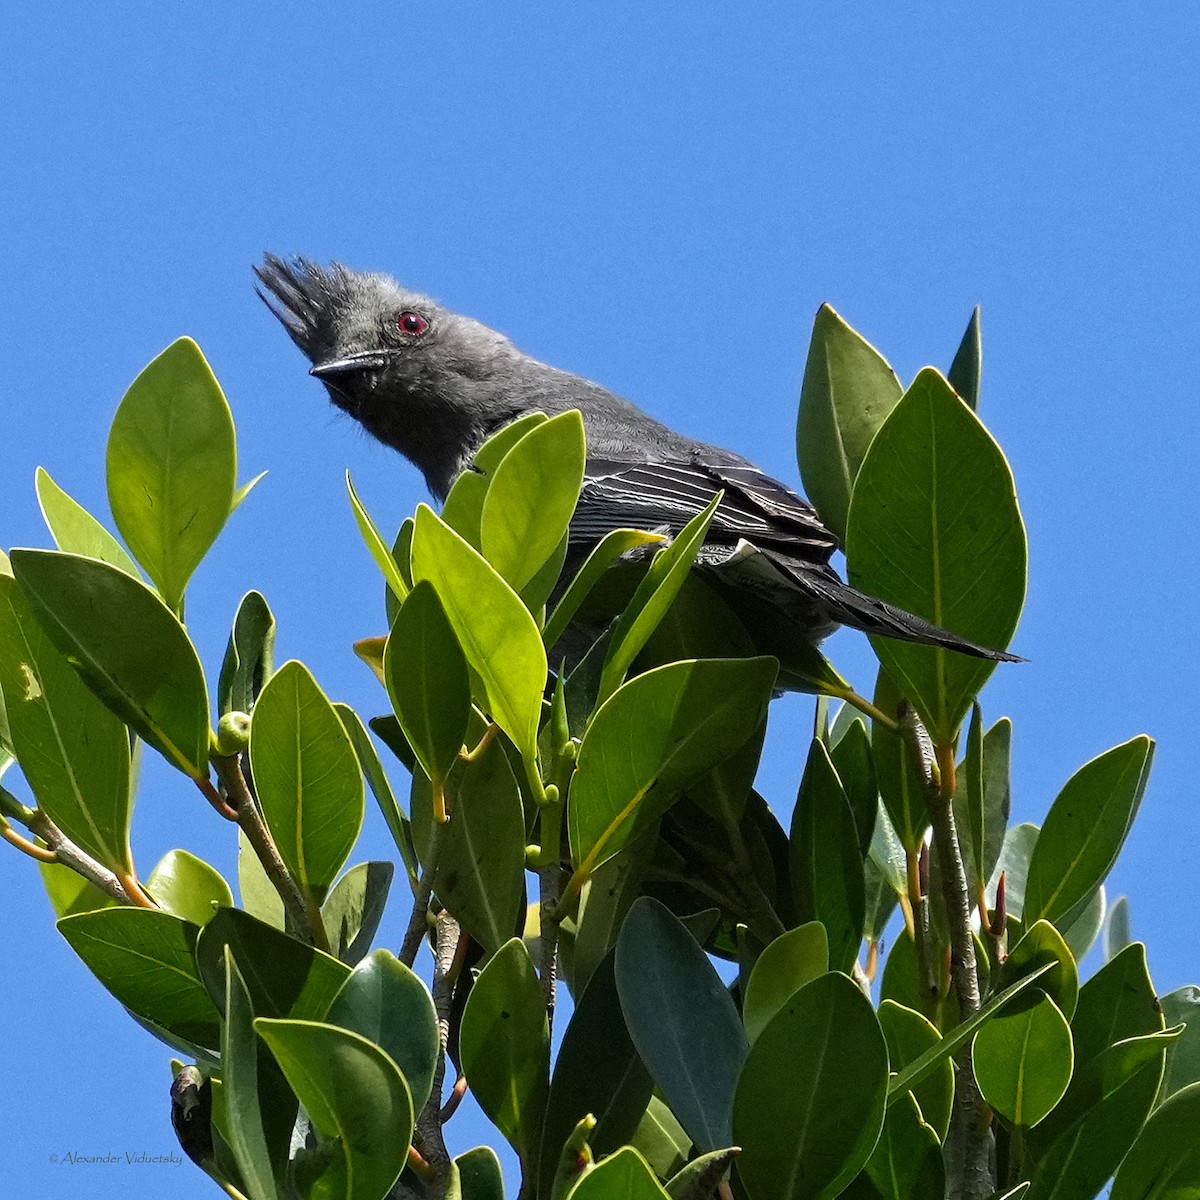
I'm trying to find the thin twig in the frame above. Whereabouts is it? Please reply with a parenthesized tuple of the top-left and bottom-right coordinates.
(24, 811, 135, 906)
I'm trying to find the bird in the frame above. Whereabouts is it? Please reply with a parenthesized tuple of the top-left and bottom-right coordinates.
(254, 254, 1019, 672)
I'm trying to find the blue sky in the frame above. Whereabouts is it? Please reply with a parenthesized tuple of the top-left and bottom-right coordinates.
(3, 5, 1198, 1196)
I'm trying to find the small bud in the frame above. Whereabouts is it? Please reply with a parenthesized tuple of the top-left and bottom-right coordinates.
(210, 711, 251, 757)
(525, 843, 542, 869)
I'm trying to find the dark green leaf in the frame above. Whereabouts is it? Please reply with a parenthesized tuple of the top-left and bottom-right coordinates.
(35, 466, 140, 577)
(1105, 896, 1133, 961)
(829, 717, 877, 856)
(989, 822, 1039, 919)
(9, 549, 210, 777)
(1023, 736, 1154, 931)
(959, 703, 986, 891)
(846, 368, 1026, 742)
(864, 1091, 944, 1200)
(871, 668, 930, 854)
(255, 1017, 413, 1200)
(106, 337, 237, 613)
(1000, 920, 1079, 1021)
(629, 1096, 691, 1180)
(217, 590, 276, 717)
(947, 307, 982, 412)
(790, 740, 866, 974)
(615, 898, 746, 1152)
(570, 657, 776, 876)
(147, 849, 234, 927)
(326, 949, 439, 1112)
(460, 937, 550, 1166)
(734, 972, 889, 1199)
(1160, 987, 1200, 1101)
(321, 861, 394, 964)
(741, 922, 829, 1044)
(457, 1146, 505, 1200)
(878, 1000, 954, 1141)
(0, 571, 133, 869)
(956, 715, 1012, 900)
(250, 660, 364, 896)
(57, 908, 221, 1048)
(796, 303, 903, 542)
(384, 580, 471, 794)
(1109, 1081, 1200, 1200)
(570, 1147, 672, 1199)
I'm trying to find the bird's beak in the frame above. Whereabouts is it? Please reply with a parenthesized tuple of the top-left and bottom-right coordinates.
(310, 351, 389, 380)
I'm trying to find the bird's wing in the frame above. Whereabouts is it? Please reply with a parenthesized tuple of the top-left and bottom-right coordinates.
(574, 456, 838, 562)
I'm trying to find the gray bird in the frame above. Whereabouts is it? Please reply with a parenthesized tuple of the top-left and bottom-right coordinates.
(255, 255, 1018, 669)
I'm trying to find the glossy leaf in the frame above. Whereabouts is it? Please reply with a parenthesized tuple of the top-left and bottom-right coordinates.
(629, 1094, 691, 1180)
(742, 922, 829, 1044)
(347, 472, 409, 603)
(846, 368, 1026, 742)
(38, 861, 117, 918)
(0, 571, 133, 870)
(616, 898, 746, 1152)
(570, 1147, 672, 1199)
(321, 861, 394, 964)
(570, 657, 776, 876)
(9, 549, 210, 777)
(195, 907, 350, 1022)
(460, 938, 550, 1166)
(238, 827, 285, 929)
(1071, 942, 1163, 1069)
(250, 660, 364, 896)
(384, 580, 470, 795)
(878, 1000, 954, 1141)
(973, 990, 1073, 1128)
(871, 668, 930, 854)
(1023, 736, 1154, 931)
(864, 1090, 944, 1200)
(147, 849, 234, 927)
(481, 409, 585, 595)
(947, 306, 982, 412)
(221, 950, 282, 1200)
(597, 491, 723, 705)
(255, 1018, 413, 1200)
(411, 504, 546, 769)
(217, 590, 276, 717)
(956, 714, 1011, 899)
(1001, 919, 1079, 1021)
(35, 467, 140, 577)
(539, 953, 654, 1200)
(1159, 987, 1200, 1101)
(456, 1146, 505, 1200)
(106, 337, 237, 613)
(789, 740, 866, 974)
(57, 908, 221, 1049)
(988, 822, 1039, 917)
(734, 972, 889, 1199)
(829, 717, 877, 856)
(1110, 1081, 1200, 1200)
(796, 303, 903, 542)
(326, 949, 439, 1112)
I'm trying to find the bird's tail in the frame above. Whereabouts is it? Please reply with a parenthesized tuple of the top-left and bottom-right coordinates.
(765, 553, 1023, 663)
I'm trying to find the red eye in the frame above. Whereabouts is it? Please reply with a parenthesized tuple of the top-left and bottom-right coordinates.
(398, 311, 429, 336)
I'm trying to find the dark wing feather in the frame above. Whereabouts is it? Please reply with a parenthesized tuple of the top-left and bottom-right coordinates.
(574, 456, 838, 563)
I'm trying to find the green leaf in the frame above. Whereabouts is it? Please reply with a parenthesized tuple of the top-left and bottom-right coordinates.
(237, 827, 285, 929)
(411, 504, 547, 771)
(442, 411, 550, 549)
(796, 303, 903, 542)
(1060, 885, 1106, 963)
(481, 409, 585, 595)
(1000, 920, 1079, 1021)
(147, 849, 234, 926)
(829, 717, 877, 856)
(664, 1148, 739, 1199)
(1160, 987, 1200, 1101)
(0, 571, 133, 870)
(255, 1018, 413, 1200)
(955, 715, 1011, 900)
(741, 922, 829, 1044)
(569, 657, 777, 876)
(959, 703, 986, 889)
(384, 580, 471, 796)
(1023, 736, 1154, 931)
(106, 337, 237, 613)
(569, 1147, 671, 1199)
(335, 704, 418, 885)
(321, 861, 394, 964)
(629, 1095, 691, 1180)
(878, 1000, 953, 1141)
(250, 660, 364, 897)
(947, 307, 982, 412)
(217, 590, 276, 717)
(864, 1090, 944, 1200)
(543, 528, 666, 652)
(460, 937, 550, 1166)
(57, 908, 221, 1048)
(326, 949, 439, 1112)
(597, 492, 723, 705)
(195, 907, 350, 1021)
(346, 472, 410, 603)
(456, 1146, 505, 1200)
(846, 368, 1026, 742)
(974, 990, 1073, 1128)
(871, 668, 930, 854)
(789, 740, 866, 974)
(615, 898, 746, 1152)
(539, 952, 654, 1200)
(221, 950, 283, 1200)
(35, 467, 140, 577)
(734, 972, 889, 1199)
(1105, 896, 1133, 961)
(1110, 1081, 1200, 1200)
(1071, 942, 1163, 1069)
(38, 861, 118, 918)
(989, 822, 1039, 919)
(9, 549, 210, 776)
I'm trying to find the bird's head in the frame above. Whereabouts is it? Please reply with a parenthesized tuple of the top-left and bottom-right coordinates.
(255, 255, 524, 493)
